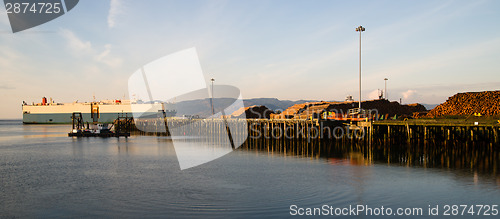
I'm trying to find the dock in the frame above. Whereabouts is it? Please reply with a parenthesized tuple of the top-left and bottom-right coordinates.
(130, 118, 500, 145)
(372, 120, 500, 145)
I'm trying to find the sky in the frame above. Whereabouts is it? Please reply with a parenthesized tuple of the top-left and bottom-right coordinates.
(1, 0, 499, 119)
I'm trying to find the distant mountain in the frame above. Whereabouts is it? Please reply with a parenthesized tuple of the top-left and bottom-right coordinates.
(171, 98, 321, 117)
(172, 98, 432, 117)
(242, 98, 319, 112)
(422, 104, 439, 111)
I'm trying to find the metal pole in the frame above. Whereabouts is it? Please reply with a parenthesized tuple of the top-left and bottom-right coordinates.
(384, 78, 388, 100)
(359, 30, 362, 109)
(210, 78, 215, 115)
(355, 26, 365, 110)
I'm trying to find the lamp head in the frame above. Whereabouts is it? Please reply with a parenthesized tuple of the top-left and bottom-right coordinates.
(356, 26, 365, 32)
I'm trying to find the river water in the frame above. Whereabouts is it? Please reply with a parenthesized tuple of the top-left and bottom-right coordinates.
(0, 120, 498, 218)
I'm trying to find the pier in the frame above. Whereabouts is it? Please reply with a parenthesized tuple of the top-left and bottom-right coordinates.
(372, 120, 500, 145)
(130, 118, 500, 145)
(129, 118, 498, 172)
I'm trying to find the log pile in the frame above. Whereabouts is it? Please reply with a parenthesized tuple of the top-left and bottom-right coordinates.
(412, 111, 428, 119)
(231, 105, 273, 119)
(426, 91, 500, 118)
(272, 99, 426, 119)
(323, 100, 425, 118)
(271, 101, 326, 119)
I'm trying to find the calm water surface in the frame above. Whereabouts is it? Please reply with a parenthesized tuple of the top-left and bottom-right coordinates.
(0, 120, 499, 218)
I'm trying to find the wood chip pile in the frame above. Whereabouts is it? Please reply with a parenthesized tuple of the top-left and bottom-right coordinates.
(426, 91, 500, 117)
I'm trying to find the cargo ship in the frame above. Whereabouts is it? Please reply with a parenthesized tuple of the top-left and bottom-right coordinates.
(22, 97, 175, 124)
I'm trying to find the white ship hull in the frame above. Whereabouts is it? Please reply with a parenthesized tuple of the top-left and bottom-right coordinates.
(22, 102, 170, 124)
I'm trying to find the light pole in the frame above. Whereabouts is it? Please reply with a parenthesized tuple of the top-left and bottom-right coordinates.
(356, 26, 365, 110)
(210, 78, 215, 115)
(384, 78, 388, 100)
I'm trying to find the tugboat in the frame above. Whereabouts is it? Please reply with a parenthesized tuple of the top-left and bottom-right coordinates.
(68, 103, 131, 137)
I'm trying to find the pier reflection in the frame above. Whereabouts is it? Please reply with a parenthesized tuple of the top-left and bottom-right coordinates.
(241, 138, 499, 175)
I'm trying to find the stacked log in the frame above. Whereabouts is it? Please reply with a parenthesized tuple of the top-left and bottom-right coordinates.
(412, 111, 428, 119)
(231, 105, 273, 119)
(271, 101, 327, 119)
(321, 100, 425, 118)
(273, 99, 426, 119)
(426, 91, 500, 117)
(295, 104, 331, 119)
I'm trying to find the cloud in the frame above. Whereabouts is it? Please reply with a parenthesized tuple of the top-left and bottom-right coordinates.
(367, 89, 381, 100)
(95, 44, 123, 68)
(60, 29, 92, 54)
(60, 29, 122, 68)
(402, 90, 417, 99)
(0, 84, 14, 90)
(108, 0, 122, 28)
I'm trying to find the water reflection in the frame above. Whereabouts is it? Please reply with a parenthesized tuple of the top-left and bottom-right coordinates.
(69, 136, 177, 158)
(10, 123, 500, 177)
(241, 138, 499, 179)
(1, 121, 499, 218)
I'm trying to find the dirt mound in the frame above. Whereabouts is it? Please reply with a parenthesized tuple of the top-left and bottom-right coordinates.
(426, 91, 500, 118)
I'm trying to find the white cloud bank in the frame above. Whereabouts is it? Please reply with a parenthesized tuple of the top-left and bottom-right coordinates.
(368, 89, 382, 100)
(402, 89, 417, 99)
